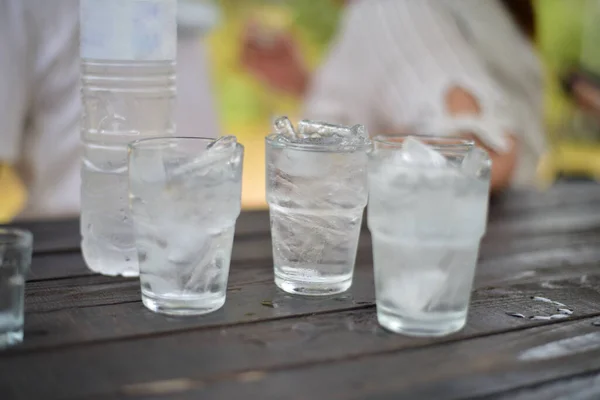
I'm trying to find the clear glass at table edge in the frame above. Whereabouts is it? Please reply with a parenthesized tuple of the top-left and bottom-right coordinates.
(367, 135, 491, 337)
(128, 136, 244, 316)
(265, 132, 370, 296)
(0, 228, 32, 348)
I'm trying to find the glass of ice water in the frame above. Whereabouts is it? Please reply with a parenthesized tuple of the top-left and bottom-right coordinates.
(0, 228, 32, 348)
(128, 136, 244, 316)
(368, 135, 491, 337)
(266, 118, 370, 296)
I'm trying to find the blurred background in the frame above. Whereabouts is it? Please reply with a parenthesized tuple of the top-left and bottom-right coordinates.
(2, 0, 600, 221)
(202, 0, 600, 207)
(204, 0, 344, 209)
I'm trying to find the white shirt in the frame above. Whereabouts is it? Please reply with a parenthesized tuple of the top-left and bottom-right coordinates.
(0, 0, 220, 220)
(304, 0, 547, 186)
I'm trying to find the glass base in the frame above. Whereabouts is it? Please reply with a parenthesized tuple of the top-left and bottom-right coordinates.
(142, 292, 225, 316)
(275, 275, 352, 296)
(0, 328, 23, 348)
(377, 307, 466, 337)
(81, 242, 139, 277)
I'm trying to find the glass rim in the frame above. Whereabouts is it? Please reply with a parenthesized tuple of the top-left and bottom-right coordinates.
(265, 133, 372, 152)
(0, 228, 33, 248)
(128, 136, 244, 152)
(372, 134, 474, 151)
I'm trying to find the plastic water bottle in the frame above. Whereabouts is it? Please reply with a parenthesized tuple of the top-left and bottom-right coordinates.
(80, 0, 177, 276)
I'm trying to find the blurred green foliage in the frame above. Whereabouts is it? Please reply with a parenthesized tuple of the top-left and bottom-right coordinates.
(288, 0, 342, 45)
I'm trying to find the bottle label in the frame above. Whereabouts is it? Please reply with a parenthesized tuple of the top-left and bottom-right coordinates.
(81, 0, 177, 61)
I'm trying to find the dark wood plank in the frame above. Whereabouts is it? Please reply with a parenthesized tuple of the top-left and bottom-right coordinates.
(231, 209, 271, 237)
(2, 278, 600, 400)
(19, 263, 373, 347)
(118, 318, 600, 400)
(10, 273, 600, 359)
(28, 252, 93, 281)
(6, 218, 80, 254)
(23, 224, 600, 313)
(146, 318, 600, 400)
(475, 237, 600, 288)
(17, 254, 598, 347)
(24, 258, 274, 314)
(24, 234, 270, 282)
(1, 186, 599, 399)
(14, 223, 600, 351)
(239, 200, 600, 261)
(1, 211, 271, 256)
(486, 202, 600, 238)
(24, 228, 374, 282)
(9, 183, 600, 256)
(10, 211, 272, 255)
(25, 215, 600, 283)
(489, 372, 600, 400)
(20, 255, 600, 350)
(479, 229, 600, 260)
(17, 183, 600, 281)
(489, 183, 600, 214)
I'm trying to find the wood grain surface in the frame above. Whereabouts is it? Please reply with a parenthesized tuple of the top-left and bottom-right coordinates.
(1, 183, 599, 400)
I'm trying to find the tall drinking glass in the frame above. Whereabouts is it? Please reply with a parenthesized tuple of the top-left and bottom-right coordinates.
(266, 127, 370, 296)
(129, 136, 243, 316)
(0, 229, 32, 348)
(368, 135, 491, 337)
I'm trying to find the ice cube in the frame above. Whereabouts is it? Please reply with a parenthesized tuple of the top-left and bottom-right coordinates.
(274, 116, 297, 139)
(208, 135, 237, 151)
(167, 230, 208, 265)
(130, 150, 166, 184)
(402, 137, 447, 167)
(176, 233, 225, 293)
(351, 124, 369, 140)
(277, 151, 325, 178)
(461, 147, 491, 179)
(385, 269, 448, 312)
(170, 136, 238, 178)
(160, 224, 215, 289)
(142, 274, 177, 295)
(272, 133, 291, 145)
(333, 124, 369, 151)
(297, 119, 352, 138)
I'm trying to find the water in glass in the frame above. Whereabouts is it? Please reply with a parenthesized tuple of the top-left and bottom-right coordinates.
(266, 118, 370, 296)
(368, 136, 490, 336)
(129, 137, 243, 315)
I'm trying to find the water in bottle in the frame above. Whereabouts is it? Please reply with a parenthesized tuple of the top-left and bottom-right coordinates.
(80, 0, 177, 276)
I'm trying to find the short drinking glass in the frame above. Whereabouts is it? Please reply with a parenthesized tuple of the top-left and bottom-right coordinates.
(266, 125, 370, 296)
(0, 229, 32, 348)
(368, 135, 491, 337)
(129, 137, 244, 316)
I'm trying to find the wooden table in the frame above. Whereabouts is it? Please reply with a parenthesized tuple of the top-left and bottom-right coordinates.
(2, 183, 600, 399)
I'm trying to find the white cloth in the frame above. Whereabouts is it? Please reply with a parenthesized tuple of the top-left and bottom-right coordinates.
(304, 0, 547, 186)
(1, 0, 82, 220)
(0, 0, 220, 219)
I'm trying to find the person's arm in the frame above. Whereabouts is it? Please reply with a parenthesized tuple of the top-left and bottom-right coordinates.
(374, 0, 525, 191)
(446, 87, 519, 191)
(306, 0, 527, 189)
(378, 0, 528, 190)
(563, 69, 600, 122)
(241, 24, 310, 98)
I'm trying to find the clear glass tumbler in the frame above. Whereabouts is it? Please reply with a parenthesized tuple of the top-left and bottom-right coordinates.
(128, 137, 244, 316)
(367, 135, 491, 337)
(265, 134, 370, 296)
(0, 229, 32, 348)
